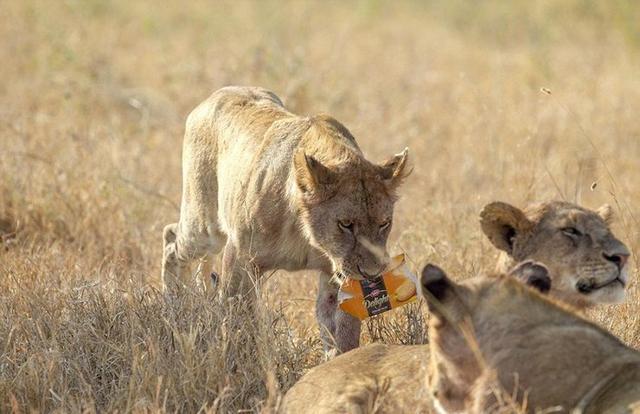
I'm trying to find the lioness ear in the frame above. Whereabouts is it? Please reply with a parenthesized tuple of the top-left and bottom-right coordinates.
(420, 263, 452, 315)
(480, 202, 533, 255)
(379, 147, 410, 188)
(509, 261, 551, 294)
(597, 204, 614, 225)
(293, 151, 337, 196)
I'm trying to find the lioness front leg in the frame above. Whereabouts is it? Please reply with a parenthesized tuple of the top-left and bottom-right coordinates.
(316, 272, 361, 356)
(221, 242, 259, 299)
(335, 308, 361, 353)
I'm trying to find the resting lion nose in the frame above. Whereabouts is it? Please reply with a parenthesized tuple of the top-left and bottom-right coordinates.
(603, 252, 629, 271)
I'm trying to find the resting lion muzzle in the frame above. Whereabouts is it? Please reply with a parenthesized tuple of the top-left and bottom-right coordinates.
(576, 276, 625, 294)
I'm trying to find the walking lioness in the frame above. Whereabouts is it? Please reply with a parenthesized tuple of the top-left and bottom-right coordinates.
(162, 86, 409, 352)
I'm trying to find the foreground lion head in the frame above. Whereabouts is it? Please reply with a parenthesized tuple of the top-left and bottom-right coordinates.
(293, 117, 409, 280)
(422, 262, 640, 413)
(480, 200, 630, 307)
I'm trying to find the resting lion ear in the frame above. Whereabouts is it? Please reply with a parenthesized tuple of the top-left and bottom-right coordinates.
(479, 202, 533, 255)
(379, 147, 410, 188)
(597, 204, 614, 224)
(509, 261, 551, 294)
(293, 151, 337, 196)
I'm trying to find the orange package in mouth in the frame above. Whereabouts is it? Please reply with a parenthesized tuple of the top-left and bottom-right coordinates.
(338, 254, 418, 320)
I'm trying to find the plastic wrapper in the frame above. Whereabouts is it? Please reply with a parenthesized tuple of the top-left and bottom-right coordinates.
(338, 254, 417, 320)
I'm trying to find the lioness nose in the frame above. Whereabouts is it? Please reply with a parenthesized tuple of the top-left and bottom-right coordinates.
(603, 252, 629, 271)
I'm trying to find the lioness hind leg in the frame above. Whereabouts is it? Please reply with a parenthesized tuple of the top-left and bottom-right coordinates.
(161, 221, 225, 295)
(197, 253, 216, 291)
(162, 223, 183, 293)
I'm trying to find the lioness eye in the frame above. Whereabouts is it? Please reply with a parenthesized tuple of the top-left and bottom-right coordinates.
(379, 220, 391, 231)
(338, 220, 354, 232)
(561, 227, 582, 238)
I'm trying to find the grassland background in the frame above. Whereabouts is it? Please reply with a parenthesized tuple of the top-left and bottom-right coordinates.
(1, 0, 640, 412)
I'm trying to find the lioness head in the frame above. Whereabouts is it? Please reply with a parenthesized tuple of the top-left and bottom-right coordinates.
(420, 262, 553, 413)
(293, 140, 409, 280)
(480, 201, 630, 307)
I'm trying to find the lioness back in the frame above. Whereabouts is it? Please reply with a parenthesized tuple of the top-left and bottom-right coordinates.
(186, 86, 307, 242)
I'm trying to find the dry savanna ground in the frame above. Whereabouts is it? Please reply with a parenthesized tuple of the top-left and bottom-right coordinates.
(1, 1, 640, 412)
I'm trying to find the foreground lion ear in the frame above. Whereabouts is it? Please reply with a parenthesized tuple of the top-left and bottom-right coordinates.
(420, 263, 454, 317)
(480, 202, 533, 255)
(379, 148, 410, 188)
(293, 151, 337, 197)
(509, 261, 551, 294)
(597, 204, 614, 224)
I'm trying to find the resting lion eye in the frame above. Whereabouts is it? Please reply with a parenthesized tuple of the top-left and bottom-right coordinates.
(379, 220, 391, 232)
(561, 227, 582, 238)
(338, 220, 354, 232)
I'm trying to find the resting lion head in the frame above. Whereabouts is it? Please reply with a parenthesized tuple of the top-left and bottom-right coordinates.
(480, 200, 630, 308)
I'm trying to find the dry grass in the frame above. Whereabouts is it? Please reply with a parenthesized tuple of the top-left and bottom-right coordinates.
(1, 0, 640, 412)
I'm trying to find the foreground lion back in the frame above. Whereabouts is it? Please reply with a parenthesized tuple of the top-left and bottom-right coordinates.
(480, 200, 630, 308)
(280, 344, 432, 413)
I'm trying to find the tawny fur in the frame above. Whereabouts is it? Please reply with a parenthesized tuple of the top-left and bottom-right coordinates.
(281, 266, 640, 413)
(280, 343, 431, 413)
(480, 200, 630, 308)
(161, 86, 408, 353)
